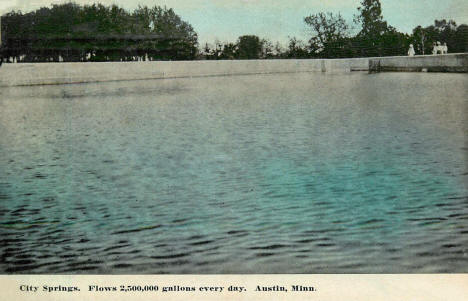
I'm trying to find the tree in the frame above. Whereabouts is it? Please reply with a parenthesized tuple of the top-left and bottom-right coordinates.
(260, 38, 274, 59)
(434, 19, 458, 53)
(454, 24, 468, 53)
(220, 42, 237, 59)
(286, 37, 309, 58)
(379, 26, 410, 56)
(236, 35, 263, 59)
(412, 26, 428, 55)
(354, 0, 388, 37)
(140, 6, 199, 59)
(410, 19, 466, 55)
(304, 12, 349, 56)
(1, 2, 198, 62)
(273, 42, 285, 58)
(212, 39, 223, 58)
(353, 0, 390, 56)
(200, 42, 212, 59)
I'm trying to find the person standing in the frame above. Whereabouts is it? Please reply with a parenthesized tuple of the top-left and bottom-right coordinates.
(442, 42, 448, 54)
(408, 44, 415, 56)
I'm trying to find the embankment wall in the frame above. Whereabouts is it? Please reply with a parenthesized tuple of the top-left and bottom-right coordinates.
(0, 54, 466, 87)
(0, 58, 369, 87)
(369, 53, 468, 73)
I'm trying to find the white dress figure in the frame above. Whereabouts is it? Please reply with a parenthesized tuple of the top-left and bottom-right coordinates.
(442, 42, 448, 54)
(408, 44, 415, 57)
(432, 41, 443, 55)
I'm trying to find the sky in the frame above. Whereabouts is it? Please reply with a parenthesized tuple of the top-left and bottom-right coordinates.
(1, 0, 467, 45)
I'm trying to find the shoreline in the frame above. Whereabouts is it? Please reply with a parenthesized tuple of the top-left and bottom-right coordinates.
(0, 54, 466, 87)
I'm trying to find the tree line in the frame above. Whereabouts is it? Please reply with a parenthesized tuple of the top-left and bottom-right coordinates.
(202, 0, 467, 60)
(0, 2, 198, 62)
(1, 0, 467, 62)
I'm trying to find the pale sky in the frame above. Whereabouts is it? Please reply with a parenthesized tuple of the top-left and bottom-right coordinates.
(1, 0, 467, 45)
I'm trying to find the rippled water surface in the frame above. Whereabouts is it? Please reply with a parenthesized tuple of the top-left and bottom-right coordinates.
(0, 72, 467, 273)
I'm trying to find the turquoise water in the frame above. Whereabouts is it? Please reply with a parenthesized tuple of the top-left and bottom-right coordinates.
(0, 72, 467, 273)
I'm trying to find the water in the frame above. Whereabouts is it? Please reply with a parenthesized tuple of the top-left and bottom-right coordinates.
(0, 72, 467, 273)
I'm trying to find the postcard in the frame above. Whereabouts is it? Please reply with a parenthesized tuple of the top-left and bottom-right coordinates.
(0, 0, 467, 300)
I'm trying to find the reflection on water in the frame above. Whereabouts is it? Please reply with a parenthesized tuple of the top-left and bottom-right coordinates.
(0, 72, 467, 273)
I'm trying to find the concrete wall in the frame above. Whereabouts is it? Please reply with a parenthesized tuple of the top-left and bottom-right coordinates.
(0, 54, 466, 87)
(0, 58, 369, 87)
(369, 53, 468, 73)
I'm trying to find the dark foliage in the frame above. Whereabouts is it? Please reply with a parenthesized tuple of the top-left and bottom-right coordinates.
(236, 35, 263, 59)
(411, 20, 468, 55)
(302, 0, 467, 58)
(304, 12, 349, 57)
(202, 36, 278, 60)
(0, 2, 198, 62)
(0, 0, 466, 62)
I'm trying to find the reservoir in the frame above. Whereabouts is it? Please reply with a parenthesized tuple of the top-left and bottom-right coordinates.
(0, 71, 467, 273)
